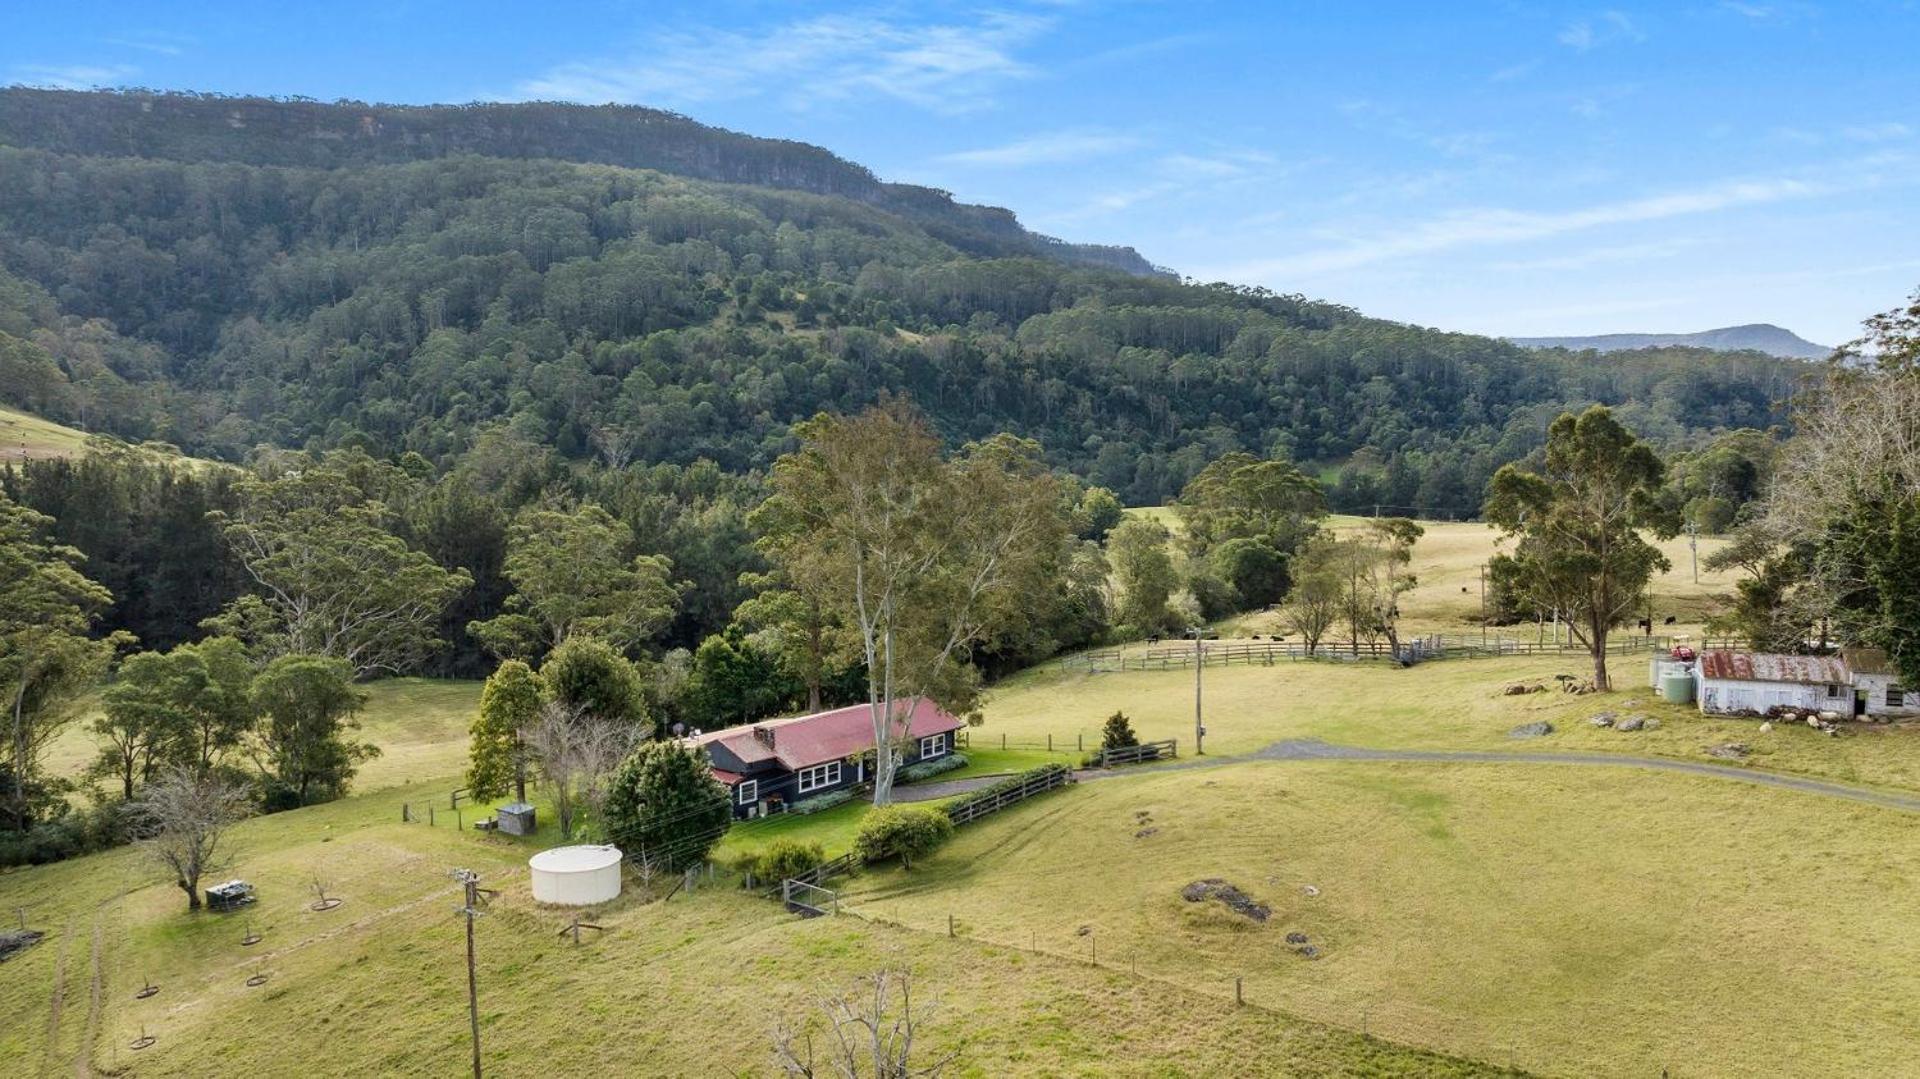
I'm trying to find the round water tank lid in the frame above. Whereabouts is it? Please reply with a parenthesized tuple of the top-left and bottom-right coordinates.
(528, 845, 623, 874)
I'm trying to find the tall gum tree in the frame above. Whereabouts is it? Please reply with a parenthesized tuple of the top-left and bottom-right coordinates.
(1484, 406, 1676, 691)
(754, 402, 1067, 805)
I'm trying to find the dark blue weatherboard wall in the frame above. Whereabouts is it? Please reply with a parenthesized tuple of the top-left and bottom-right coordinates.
(714, 730, 953, 819)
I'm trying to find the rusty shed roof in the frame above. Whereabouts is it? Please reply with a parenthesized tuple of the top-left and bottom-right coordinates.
(1698, 651, 1848, 684)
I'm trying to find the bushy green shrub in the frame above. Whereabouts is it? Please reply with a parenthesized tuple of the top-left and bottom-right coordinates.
(790, 788, 855, 815)
(897, 752, 967, 783)
(852, 805, 953, 869)
(753, 838, 826, 882)
(1101, 712, 1139, 750)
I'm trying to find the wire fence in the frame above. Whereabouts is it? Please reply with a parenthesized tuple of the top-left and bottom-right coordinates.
(1056, 633, 1685, 673)
(825, 899, 1534, 1076)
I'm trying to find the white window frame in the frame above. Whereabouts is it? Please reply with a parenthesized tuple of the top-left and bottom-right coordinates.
(918, 734, 946, 759)
(736, 779, 758, 805)
(797, 761, 841, 794)
(1826, 683, 1846, 699)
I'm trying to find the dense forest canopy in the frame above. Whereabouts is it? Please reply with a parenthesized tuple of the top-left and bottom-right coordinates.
(0, 89, 1807, 513)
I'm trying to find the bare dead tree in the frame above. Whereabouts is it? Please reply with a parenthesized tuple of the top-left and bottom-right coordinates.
(588, 423, 637, 472)
(524, 701, 645, 840)
(773, 969, 958, 1078)
(135, 765, 252, 912)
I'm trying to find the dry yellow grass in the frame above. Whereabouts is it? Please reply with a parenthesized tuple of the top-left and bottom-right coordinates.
(0, 403, 89, 461)
(844, 761, 1920, 1078)
(1125, 508, 1736, 637)
(984, 655, 1920, 794)
(0, 775, 1495, 1077)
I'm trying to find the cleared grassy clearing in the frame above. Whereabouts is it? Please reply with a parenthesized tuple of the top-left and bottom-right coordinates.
(842, 761, 1920, 1078)
(0, 403, 89, 461)
(1123, 508, 1736, 638)
(984, 655, 1920, 794)
(0, 773, 1495, 1076)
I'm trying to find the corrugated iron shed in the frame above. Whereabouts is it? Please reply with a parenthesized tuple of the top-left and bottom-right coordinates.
(1698, 651, 1848, 684)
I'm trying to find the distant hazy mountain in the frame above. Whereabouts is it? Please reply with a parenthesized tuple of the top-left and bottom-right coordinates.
(1509, 324, 1830, 360)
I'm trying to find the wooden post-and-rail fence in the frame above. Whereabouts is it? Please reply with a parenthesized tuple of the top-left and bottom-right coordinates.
(1095, 739, 1177, 768)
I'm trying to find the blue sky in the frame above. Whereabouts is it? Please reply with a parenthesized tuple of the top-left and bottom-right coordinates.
(5, 1, 1918, 345)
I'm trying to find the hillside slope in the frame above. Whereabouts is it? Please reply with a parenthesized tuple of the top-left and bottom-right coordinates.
(0, 89, 1809, 509)
(1510, 323, 1830, 359)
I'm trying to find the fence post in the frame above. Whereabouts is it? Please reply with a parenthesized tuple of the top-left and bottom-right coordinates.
(1047, 734, 1052, 752)
(1077, 733, 1083, 752)
(948, 913, 954, 938)
(1001, 733, 1006, 750)
(429, 804, 436, 826)
(1235, 976, 1243, 1005)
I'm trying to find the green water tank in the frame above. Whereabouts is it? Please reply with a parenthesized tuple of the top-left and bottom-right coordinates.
(1660, 672, 1695, 704)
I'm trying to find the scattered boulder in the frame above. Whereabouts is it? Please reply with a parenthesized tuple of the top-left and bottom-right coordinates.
(1295, 944, 1321, 960)
(1819, 711, 1841, 722)
(1759, 722, 1773, 734)
(1285, 931, 1308, 945)
(1705, 743, 1751, 761)
(1134, 827, 1159, 839)
(1504, 683, 1546, 696)
(1180, 879, 1271, 922)
(1643, 718, 1661, 731)
(1075, 925, 1093, 937)
(1508, 721, 1554, 739)
(0, 929, 45, 963)
(1589, 712, 1616, 728)
(1615, 716, 1646, 733)
(1300, 885, 1320, 898)
(1806, 716, 1821, 729)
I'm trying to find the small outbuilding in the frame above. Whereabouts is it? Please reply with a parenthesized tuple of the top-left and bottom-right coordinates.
(529, 845, 623, 906)
(1696, 651, 1851, 715)
(495, 802, 536, 836)
(1841, 648, 1914, 717)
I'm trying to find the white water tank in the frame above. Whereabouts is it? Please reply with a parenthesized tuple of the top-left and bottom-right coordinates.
(529, 844, 623, 906)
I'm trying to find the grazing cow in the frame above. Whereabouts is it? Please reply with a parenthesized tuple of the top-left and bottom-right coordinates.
(1664, 615, 1677, 625)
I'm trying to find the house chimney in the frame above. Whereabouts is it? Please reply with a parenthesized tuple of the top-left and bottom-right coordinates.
(752, 725, 775, 747)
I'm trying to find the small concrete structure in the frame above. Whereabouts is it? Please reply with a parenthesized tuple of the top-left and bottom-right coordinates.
(496, 802, 536, 836)
(529, 845, 623, 906)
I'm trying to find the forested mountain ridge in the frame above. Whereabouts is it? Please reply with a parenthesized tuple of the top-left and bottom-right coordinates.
(0, 88, 1166, 277)
(0, 89, 1808, 514)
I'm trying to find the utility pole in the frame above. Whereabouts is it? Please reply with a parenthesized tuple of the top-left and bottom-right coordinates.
(1191, 627, 1205, 755)
(452, 869, 490, 1079)
(1479, 563, 1487, 649)
(1687, 515, 1699, 584)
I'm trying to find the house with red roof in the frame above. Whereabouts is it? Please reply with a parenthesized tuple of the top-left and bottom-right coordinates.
(689, 698, 965, 818)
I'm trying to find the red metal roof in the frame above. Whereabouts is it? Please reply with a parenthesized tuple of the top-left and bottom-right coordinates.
(1698, 651, 1848, 685)
(710, 769, 744, 785)
(692, 698, 964, 771)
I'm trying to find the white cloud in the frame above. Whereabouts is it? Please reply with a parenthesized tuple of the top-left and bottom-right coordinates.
(1489, 59, 1542, 83)
(938, 131, 1143, 167)
(1489, 239, 1697, 272)
(1842, 122, 1912, 143)
(10, 63, 138, 89)
(102, 31, 193, 56)
(513, 11, 1053, 114)
(1210, 165, 1898, 279)
(1558, 11, 1643, 51)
